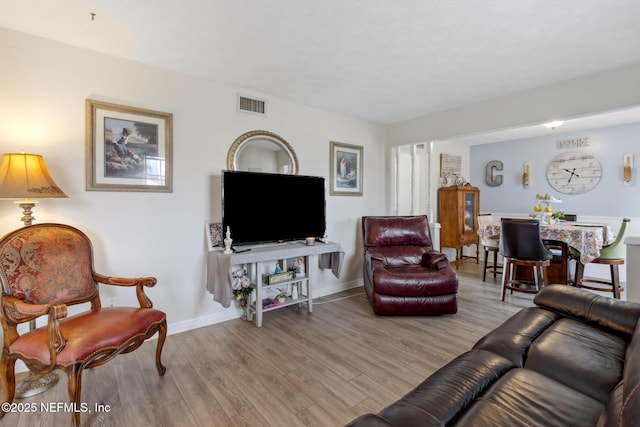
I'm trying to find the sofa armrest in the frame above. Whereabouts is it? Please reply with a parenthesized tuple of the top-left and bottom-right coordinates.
(422, 251, 449, 270)
(345, 414, 394, 427)
(534, 285, 640, 337)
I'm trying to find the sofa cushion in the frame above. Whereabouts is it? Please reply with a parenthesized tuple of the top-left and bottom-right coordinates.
(373, 349, 514, 427)
(525, 317, 626, 403)
(367, 246, 427, 267)
(454, 368, 604, 426)
(363, 216, 431, 247)
(472, 307, 558, 366)
(534, 284, 640, 337)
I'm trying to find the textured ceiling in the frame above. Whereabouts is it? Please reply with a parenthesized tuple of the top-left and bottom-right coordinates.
(2, 0, 640, 133)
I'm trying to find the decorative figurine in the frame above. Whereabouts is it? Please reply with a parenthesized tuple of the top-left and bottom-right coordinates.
(294, 258, 305, 276)
(223, 227, 233, 254)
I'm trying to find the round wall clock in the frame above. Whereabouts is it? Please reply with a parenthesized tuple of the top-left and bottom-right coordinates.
(546, 152, 602, 194)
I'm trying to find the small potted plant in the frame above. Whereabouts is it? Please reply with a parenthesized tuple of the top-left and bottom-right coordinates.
(274, 288, 288, 304)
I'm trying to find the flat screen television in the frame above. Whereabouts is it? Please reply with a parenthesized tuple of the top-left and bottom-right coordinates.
(222, 170, 326, 246)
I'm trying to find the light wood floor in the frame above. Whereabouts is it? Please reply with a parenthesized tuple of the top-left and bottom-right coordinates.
(4, 262, 538, 427)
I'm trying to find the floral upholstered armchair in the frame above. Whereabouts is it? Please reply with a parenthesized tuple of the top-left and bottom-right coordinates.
(0, 223, 167, 427)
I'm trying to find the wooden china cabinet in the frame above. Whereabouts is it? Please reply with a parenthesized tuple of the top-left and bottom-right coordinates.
(438, 184, 479, 267)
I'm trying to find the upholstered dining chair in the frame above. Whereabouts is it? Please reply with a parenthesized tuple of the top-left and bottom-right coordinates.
(0, 223, 167, 427)
(477, 214, 502, 281)
(574, 218, 632, 299)
(499, 218, 553, 301)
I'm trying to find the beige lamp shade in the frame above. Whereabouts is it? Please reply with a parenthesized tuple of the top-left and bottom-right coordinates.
(0, 153, 67, 199)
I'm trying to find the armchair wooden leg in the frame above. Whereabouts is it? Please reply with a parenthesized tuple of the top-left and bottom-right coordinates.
(501, 259, 511, 301)
(67, 364, 84, 427)
(483, 248, 489, 281)
(574, 262, 585, 287)
(0, 355, 16, 419)
(155, 319, 168, 376)
(611, 265, 621, 299)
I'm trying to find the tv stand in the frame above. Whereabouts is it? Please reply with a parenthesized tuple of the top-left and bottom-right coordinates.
(207, 241, 344, 327)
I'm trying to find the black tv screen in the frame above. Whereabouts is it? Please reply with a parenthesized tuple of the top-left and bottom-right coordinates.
(222, 170, 326, 246)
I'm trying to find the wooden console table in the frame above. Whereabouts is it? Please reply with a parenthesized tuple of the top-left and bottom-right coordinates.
(207, 241, 344, 327)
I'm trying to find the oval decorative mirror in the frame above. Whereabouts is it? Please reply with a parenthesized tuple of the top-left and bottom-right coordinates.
(227, 130, 299, 174)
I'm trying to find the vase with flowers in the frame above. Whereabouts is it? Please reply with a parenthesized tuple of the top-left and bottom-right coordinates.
(231, 268, 253, 308)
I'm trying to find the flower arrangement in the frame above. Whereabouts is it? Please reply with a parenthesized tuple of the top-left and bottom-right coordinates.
(552, 209, 565, 220)
(231, 269, 253, 301)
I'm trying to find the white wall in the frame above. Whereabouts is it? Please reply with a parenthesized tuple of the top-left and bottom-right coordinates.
(0, 28, 387, 332)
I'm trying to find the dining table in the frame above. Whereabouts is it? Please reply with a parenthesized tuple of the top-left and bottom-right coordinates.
(477, 220, 613, 264)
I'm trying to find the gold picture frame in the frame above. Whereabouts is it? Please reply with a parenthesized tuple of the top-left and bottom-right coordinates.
(330, 141, 363, 196)
(86, 100, 173, 192)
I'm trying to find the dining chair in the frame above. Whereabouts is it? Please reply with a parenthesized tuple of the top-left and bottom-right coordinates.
(574, 218, 632, 299)
(541, 239, 571, 285)
(0, 223, 167, 427)
(499, 218, 553, 301)
(477, 214, 502, 281)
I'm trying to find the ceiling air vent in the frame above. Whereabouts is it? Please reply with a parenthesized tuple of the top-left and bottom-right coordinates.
(237, 94, 266, 116)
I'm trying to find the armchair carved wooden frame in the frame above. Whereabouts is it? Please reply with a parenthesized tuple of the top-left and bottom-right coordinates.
(0, 223, 167, 427)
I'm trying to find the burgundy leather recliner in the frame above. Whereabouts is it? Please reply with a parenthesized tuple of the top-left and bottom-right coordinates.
(362, 216, 458, 315)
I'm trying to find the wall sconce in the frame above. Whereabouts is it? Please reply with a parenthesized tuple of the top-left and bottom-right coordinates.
(0, 152, 68, 226)
(624, 153, 633, 185)
(523, 161, 531, 188)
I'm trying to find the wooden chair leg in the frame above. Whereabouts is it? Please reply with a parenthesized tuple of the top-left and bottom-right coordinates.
(67, 364, 84, 427)
(0, 355, 16, 419)
(611, 265, 621, 299)
(574, 262, 584, 288)
(493, 250, 499, 278)
(483, 248, 489, 281)
(501, 259, 510, 301)
(155, 319, 168, 376)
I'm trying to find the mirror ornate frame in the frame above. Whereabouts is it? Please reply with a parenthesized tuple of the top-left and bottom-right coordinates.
(226, 130, 299, 175)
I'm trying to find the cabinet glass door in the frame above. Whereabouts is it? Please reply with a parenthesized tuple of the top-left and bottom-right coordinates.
(464, 192, 475, 232)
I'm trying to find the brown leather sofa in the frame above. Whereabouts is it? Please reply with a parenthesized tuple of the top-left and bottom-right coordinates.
(346, 285, 640, 426)
(362, 216, 458, 315)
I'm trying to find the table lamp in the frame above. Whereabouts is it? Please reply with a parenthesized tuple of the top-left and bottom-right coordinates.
(0, 152, 67, 397)
(0, 152, 68, 226)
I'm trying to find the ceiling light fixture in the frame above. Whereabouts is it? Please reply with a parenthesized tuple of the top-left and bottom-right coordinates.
(543, 120, 564, 130)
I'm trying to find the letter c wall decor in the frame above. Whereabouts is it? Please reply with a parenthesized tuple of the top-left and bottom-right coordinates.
(485, 160, 503, 187)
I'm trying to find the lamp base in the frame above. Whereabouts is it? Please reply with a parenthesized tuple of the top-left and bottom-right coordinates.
(15, 371, 59, 399)
(16, 200, 37, 227)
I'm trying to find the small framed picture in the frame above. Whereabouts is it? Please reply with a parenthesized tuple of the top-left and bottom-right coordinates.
(86, 99, 173, 192)
(330, 141, 363, 196)
(205, 222, 223, 250)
